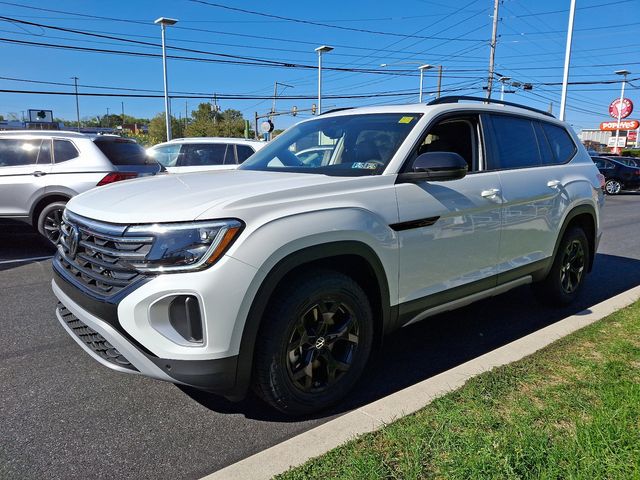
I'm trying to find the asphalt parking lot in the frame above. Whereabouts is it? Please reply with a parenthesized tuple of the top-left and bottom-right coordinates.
(2, 194, 640, 480)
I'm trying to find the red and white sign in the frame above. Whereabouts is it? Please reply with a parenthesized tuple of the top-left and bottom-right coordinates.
(600, 119, 639, 131)
(628, 130, 638, 142)
(609, 98, 633, 119)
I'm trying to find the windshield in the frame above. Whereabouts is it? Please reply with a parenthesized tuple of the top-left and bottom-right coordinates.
(240, 112, 422, 176)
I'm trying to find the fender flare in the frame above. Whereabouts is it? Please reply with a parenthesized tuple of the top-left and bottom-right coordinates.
(544, 203, 598, 278)
(228, 240, 392, 398)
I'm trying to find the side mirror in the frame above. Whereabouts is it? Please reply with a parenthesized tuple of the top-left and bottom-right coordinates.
(398, 151, 468, 183)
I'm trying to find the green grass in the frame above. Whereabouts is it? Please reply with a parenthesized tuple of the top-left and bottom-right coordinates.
(277, 301, 640, 480)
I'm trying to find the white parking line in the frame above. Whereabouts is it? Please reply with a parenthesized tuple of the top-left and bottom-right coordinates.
(0, 255, 53, 265)
(202, 284, 640, 480)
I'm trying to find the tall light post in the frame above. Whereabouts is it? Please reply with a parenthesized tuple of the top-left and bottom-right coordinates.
(613, 69, 630, 154)
(155, 17, 178, 141)
(380, 62, 443, 102)
(559, 0, 577, 121)
(71, 76, 80, 132)
(315, 45, 333, 115)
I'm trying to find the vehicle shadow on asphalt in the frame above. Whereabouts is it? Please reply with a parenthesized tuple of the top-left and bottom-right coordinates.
(180, 252, 640, 421)
(0, 221, 55, 271)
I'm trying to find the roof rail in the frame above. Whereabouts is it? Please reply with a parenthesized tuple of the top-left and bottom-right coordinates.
(320, 107, 353, 116)
(427, 96, 554, 118)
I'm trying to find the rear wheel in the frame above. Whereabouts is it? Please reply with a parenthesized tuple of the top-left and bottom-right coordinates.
(253, 270, 374, 416)
(37, 201, 67, 245)
(533, 227, 589, 306)
(604, 179, 622, 195)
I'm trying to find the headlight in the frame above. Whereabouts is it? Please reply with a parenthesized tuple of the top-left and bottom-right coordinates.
(126, 219, 243, 273)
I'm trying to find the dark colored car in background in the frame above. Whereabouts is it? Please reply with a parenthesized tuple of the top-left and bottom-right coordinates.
(591, 156, 640, 195)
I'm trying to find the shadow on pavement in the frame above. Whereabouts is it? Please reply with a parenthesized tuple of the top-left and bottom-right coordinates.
(0, 221, 55, 271)
(181, 252, 640, 420)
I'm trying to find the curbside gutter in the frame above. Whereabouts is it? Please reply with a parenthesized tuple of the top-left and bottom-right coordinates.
(202, 284, 640, 480)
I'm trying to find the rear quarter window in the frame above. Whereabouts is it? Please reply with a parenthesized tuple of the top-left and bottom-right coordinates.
(539, 122, 576, 165)
(235, 145, 255, 164)
(53, 139, 79, 163)
(94, 138, 149, 165)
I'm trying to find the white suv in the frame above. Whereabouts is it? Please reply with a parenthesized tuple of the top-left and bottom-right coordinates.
(52, 98, 604, 415)
(147, 137, 265, 173)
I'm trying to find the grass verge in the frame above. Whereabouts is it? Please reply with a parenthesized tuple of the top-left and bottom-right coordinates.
(277, 301, 640, 480)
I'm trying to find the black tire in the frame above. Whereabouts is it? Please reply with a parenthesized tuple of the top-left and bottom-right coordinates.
(253, 269, 374, 416)
(533, 227, 589, 306)
(604, 179, 622, 195)
(37, 201, 67, 245)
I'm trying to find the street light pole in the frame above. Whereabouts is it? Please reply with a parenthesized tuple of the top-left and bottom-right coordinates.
(499, 76, 511, 101)
(315, 45, 333, 115)
(382, 62, 442, 102)
(155, 17, 178, 141)
(613, 69, 630, 154)
(71, 76, 80, 132)
(559, 0, 576, 121)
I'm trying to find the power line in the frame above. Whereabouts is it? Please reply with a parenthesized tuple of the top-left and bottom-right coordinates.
(186, 0, 486, 41)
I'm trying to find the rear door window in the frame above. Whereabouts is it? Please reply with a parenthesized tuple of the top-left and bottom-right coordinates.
(487, 115, 541, 170)
(180, 143, 226, 167)
(94, 138, 149, 165)
(539, 122, 576, 164)
(235, 144, 255, 164)
(53, 139, 79, 163)
(0, 139, 51, 167)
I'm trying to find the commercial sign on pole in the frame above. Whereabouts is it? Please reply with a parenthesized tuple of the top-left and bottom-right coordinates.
(609, 98, 633, 119)
(600, 119, 639, 131)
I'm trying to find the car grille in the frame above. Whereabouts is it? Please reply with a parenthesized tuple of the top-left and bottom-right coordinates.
(57, 302, 137, 371)
(56, 211, 153, 298)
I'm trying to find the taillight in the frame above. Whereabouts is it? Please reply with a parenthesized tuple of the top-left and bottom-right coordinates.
(597, 173, 606, 189)
(97, 172, 138, 186)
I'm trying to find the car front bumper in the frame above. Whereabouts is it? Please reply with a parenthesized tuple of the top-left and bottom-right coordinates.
(52, 278, 239, 393)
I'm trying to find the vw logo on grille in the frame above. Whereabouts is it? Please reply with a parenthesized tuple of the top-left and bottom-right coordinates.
(68, 225, 80, 259)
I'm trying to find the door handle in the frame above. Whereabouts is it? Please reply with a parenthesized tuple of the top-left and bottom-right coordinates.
(481, 188, 501, 198)
(547, 180, 561, 188)
(33, 171, 47, 177)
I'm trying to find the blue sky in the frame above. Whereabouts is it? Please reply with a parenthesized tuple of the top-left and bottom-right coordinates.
(0, 0, 638, 132)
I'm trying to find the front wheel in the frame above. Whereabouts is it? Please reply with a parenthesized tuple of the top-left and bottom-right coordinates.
(604, 179, 622, 195)
(253, 270, 374, 416)
(533, 227, 589, 306)
(37, 201, 67, 245)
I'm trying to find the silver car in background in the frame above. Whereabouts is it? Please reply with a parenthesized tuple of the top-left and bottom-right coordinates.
(0, 131, 163, 243)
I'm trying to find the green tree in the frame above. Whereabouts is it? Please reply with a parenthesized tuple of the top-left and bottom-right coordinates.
(148, 113, 183, 143)
(184, 103, 251, 138)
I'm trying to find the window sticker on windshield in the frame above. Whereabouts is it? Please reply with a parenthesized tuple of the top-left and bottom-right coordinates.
(398, 116, 415, 124)
(352, 162, 378, 170)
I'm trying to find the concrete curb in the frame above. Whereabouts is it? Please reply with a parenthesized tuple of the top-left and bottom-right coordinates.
(202, 285, 640, 480)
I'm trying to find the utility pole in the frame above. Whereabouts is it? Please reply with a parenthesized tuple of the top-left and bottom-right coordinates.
(71, 76, 80, 131)
(121, 101, 125, 129)
(559, 0, 576, 121)
(486, 0, 501, 100)
(185, 100, 188, 131)
(105, 107, 110, 128)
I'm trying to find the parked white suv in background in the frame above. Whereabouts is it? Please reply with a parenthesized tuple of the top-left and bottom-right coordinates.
(0, 131, 163, 243)
(52, 97, 604, 415)
(147, 137, 265, 173)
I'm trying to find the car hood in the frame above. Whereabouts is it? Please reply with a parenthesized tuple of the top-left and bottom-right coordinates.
(66, 169, 377, 224)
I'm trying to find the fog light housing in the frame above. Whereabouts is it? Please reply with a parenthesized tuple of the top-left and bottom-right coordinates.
(168, 295, 203, 343)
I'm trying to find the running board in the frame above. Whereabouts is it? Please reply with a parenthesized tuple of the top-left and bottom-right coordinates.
(402, 276, 533, 328)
